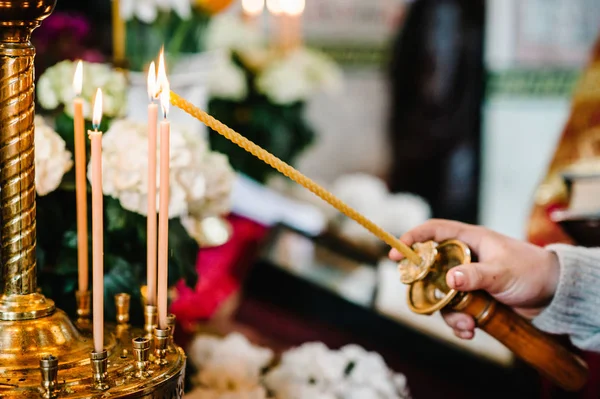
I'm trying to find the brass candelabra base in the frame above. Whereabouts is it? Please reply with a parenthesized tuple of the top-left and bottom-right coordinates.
(0, 306, 185, 398)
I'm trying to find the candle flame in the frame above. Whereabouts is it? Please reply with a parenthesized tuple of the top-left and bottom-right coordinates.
(73, 60, 83, 96)
(147, 61, 157, 101)
(92, 88, 103, 130)
(281, 0, 305, 16)
(157, 51, 170, 118)
(266, 0, 282, 15)
(242, 0, 265, 16)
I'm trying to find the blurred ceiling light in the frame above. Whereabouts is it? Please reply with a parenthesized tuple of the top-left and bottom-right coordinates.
(266, 0, 282, 15)
(242, 0, 265, 16)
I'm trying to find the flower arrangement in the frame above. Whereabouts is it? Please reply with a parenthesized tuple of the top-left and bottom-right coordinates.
(204, 15, 343, 183)
(186, 333, 411, 399)
(121, 0, 235, 71)
(34, 59, 235, 322)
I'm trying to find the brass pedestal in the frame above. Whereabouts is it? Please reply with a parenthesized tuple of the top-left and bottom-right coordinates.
(0, 1, 186, 397)
(0, 311, 186, 398)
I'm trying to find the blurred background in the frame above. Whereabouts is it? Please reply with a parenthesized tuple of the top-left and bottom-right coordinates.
(42, 0, 599, 238)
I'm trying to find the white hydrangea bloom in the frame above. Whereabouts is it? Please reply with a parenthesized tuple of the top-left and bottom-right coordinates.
(186, 335, 410, 399)
(37, 60, 127, 120)
(88, 119, 231, 220)
(188, 152, 235, 218)
(264, 342, 347, 395)
(120, 0, 192, 23)
(204, 14, 264, 52)
(184, 386, 267, 399)
(34, 116, 73, 196)
(330, 173, 430, 244)
(256, 48, 343, 105)
(188, 333, 274, 394)
(208, 54, 248, 101)
(265, 343, 411, 399)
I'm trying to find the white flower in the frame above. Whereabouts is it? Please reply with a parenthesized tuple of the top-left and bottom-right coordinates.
(264, 342, 347, 394)
(37, 60, 127, 120)
(256, 48, 343, 104)
(330, 174, 430, 245)
(188, 333, 273, 393)
(120, 0, 192, 23)
(208, 54, 248, 101)
(188, 152, 235, 217)
(204, 14, 264, 52)
(88, 119, 232, 220)
(34, 116, 73, 196)
(265, 343, 411, 399)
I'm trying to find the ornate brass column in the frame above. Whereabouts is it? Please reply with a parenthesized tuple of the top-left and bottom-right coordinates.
(0, 1, 56, 320)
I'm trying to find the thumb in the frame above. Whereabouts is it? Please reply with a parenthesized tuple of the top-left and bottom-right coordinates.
(446, 262, 509, 295)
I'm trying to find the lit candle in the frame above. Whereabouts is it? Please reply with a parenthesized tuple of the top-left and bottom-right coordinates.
(156, 52, 171, 330)
(146, 61, 158, 306)
(90, 88, 104, 353)
(282, 0, 305, 51)
(266, 0, 283, 49)
(73, 61, 88, 294)
(242, 0, 265, 26)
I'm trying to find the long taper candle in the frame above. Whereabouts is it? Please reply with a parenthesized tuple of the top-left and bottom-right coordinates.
(147, 62, 158, 306)
(90, 88, 104, 353)
(170, 91, 423, 265)
(157, 53, 171, 329)
(73, 60, 89, 293)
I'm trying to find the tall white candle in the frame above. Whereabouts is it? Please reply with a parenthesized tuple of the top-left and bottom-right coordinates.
(90, 88, 104, 353)
(147, 62, 159, 306)
(73, 61, 89, 294)
(156, 52, 171, 330)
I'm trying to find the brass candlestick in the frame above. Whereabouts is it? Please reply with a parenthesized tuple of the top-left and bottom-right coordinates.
(0, 1, 186, 397)
(76, 290, 91, 319)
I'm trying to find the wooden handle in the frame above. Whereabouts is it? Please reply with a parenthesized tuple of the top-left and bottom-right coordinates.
(452, 291, 588, 391)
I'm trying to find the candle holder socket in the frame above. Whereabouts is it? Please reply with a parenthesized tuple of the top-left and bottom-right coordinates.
(115, 293, 131, 324)
(90, 350, 109, 391)
(132, 337, 151, 378)
(75, 291, 91, 319)
(166, 313, 176, 350)
(39, 355, 58, 399)
(144, 305, 158, 337)
(153, 327, 170, 366)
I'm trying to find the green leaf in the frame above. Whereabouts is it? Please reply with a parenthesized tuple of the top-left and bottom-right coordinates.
(105, 197, 129, 232)
(103, 255, 144, 324)
(168, 219, 199, 288)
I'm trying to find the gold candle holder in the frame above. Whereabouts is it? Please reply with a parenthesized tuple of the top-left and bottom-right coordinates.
(166, 313, 176, 350)
(115, 293, 131, 324)
(39, 355, 58, 399)
(144, 305, 158, 337)
(132, 337, 151, 378)
(76, 290, 91, 319)
(153, 327, 170, 366)
(90, 350, 110, 391)
(0, 1, 187, 397)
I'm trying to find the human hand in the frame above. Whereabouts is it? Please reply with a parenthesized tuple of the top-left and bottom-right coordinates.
(389, 219, 560, 340)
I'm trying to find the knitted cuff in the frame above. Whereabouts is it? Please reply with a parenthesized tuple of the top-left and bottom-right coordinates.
(532, 244, 600, 351)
